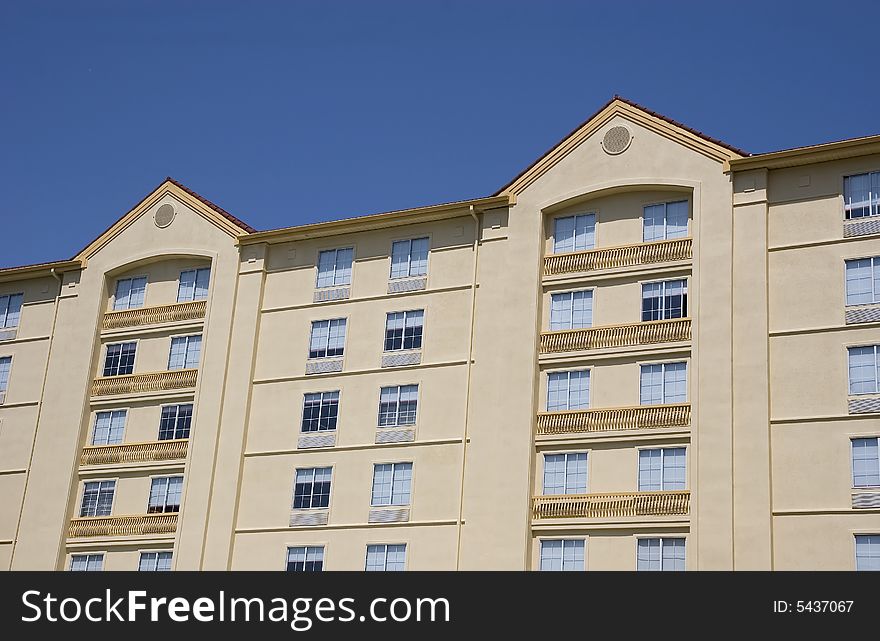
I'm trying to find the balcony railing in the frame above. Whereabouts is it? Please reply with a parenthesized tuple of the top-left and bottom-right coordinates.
(80, 439, 188, 466)
(532, 491, 690, 520)
(90, 369, 198, 397)
(544, 238, 692, 276)
(537, 403, 690, 435)
(540, 318, 690, 354)
(68, 513, 178, 538)
(102, 300, 207, 331)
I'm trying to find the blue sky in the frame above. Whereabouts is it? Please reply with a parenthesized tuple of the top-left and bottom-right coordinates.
(2, 0, 878, 268)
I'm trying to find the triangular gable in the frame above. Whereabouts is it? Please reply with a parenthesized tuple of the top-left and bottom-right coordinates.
(496, 96, 748, 196)
(74, 178, 256, 262)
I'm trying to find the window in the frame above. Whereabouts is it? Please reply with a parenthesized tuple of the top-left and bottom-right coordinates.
(371, 462, 413, 506)
(365, 544, 406, 571)
(378, 385, 418, 427)
(177, 268, 211, 302)
(848, 345, 880, 395)
(845, 257, 880, 305)
(299, 391, 340, 433)
(308, 319, 346, 359)
(639, 447, 686, 491)
(390, 238, 429, 279)
(0, 356, 11, 397)
(148, 476, 183, 513)
(113, 277, 146, 311)
(642, 279, 687, 321)
(553, 214, 595, 254)
(643, 201, 688, 242)
(856, 535, 880, 571)
(92, 410, 126, 446)
(287, 546, 324, 572)
(293, 467, 332, 509)
(168, 335, 202, 370)
(547, 370, 590, 411)
(139, 551, 172, 571)
(549, 291, 593, 330)
(539, 539, 585, 571)
(158, 404, 192, 440)
(543, 453, 588, 495)
(316, 248, 354, 288)
(103, 342, 136, 377)
(0, 293, 23, 328)
(640, 362, 687, 405)
(637, 538, 686, 571)
(844, 171, 880, 220)
(853, 438, 880, 488)
(80, 480, 115, 517)
(384, 310, 424, 351)
(69, 554, 104, 572)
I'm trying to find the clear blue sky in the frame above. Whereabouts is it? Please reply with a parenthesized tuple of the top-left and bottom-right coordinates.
(2, 0, 878, 268)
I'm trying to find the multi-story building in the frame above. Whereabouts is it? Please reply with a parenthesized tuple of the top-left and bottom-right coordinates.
(1, 97, 879, 571)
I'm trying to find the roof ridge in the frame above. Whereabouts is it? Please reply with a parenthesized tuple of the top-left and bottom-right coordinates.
(164, 177, 257, 233)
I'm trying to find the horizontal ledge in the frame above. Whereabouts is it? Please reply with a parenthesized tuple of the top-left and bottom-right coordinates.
(538, 343, 691, 362)
(542, 261, 692, 286)
(253, 360, 468, 385)
(772, 508, 880, 516)
(0, 468, 27, 476)
(261, 284, 475, 315)
(535, 428, 691, 445)
(0, 334, 51, 345)
(235, 519, 458, 534)
(531, 516, 691, 527)
(65, 533, 177, 545)
(90, 390, 196, 407)
(768, 234, 879, 253)
(531, 521, 690, 533)
(100, 320, 206, 339)
(245, 437, 464, 457)
(771, 413, 880, 424)
(78, 460, 187, 475)
(770, 322, 880, 337)
(0, 401, 40, 409)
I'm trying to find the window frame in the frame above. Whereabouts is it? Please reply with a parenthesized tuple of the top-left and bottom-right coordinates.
(301, 391, 340, 433)
(147, 475, 184, 514)
(640, 278, 688, 322)
(546, 368, 591, 412)
(0, 292, 24, 329)
(158, 404, 193, 440)
(844, 255, 880, 306)
(102, 341, 138, 377)
(854, 533, 880, 571)
(551, 212, 597, 255)
(847, 344, 880, 395)
(177, 267, 212, 303)
(851, 436, 880, 488)
(371, 461, 414, 507)
(79, 479, 116, 517)
(308, 318, 348, 359)
(542, 451, 589, 495)
(637, 446, 688, 492)
(286, 545, 326, 572)
(69, 553, 105, 572)
(383, 309, 425, 352)
(138, 550, 173, 572)
(377, 384, 419, 428)
(292, 466, 333, 511)
(843, 170, 880, 220)
(635, 536, 687, 571)
(389, 237, 430, 280)
(364, 543, 407, 571)
(538, 538, 586, 572)
(167, 334, 202, 370)
(548, 288, 594, 331)
(0, 354, 12, 399)
(639, 360, 688, 405)
(91, 409, 127, 446)
(315, 247, 355, 289)
(112, 276, 148, 311)
(642, 199, 690, 243)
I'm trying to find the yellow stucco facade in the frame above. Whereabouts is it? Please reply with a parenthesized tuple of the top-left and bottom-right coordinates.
(1, 98, 879, 571)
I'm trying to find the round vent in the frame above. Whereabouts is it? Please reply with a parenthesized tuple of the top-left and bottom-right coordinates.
(602, 125, 632, 155)
(154, 204, 175, 228)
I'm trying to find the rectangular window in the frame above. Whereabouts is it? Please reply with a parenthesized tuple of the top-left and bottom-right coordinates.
(844, 171, 880, 220)
(168, 335, 202, 370)
(848, 345, 880, 395)
(103, 342, 136, 377)
(539, 539, 585, 571)
(70, 554, 104, 572)
(365, 544, 406, 571)
(177, 268, 211, 302)
(308, 319, 346, 359)
(287, 546, 324, 572)
(384, 310, 424, 351)
(549, 290, 593, 330)
(80, 480, 115, 517)
(637, 538, 686, 571)
(845, 257, 880, 305)
(640, 362, 687, 405)
(856, 534, 880, 571)
(148, 476, 183, 513)
(0, 356, 11, 396)
(158, 404, 192, 440)
(642, 279, 687, 321)
(302, 391, 339, 433)
(371, 462, 413, 506)
(293, 467, 332, 509)
(852, 438, 880, 487)
(643, 201, 688, 242)
(390, 238, 429, 279)
(316, 248, 354, 288)
(553, 214, 596, 254)
(139, 551, 172, 571)
(92, 410, 127, 446)
(639, 447, 687, 491)
(113, 277, 147, 311)
(547, 370, 590, 411)
(543, 452, 588, 495)
(0, 293, 24, 328)
(378, 385, 418, 427)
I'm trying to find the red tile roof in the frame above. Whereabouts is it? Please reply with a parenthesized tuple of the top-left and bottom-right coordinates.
(164, 176, 257, 233)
